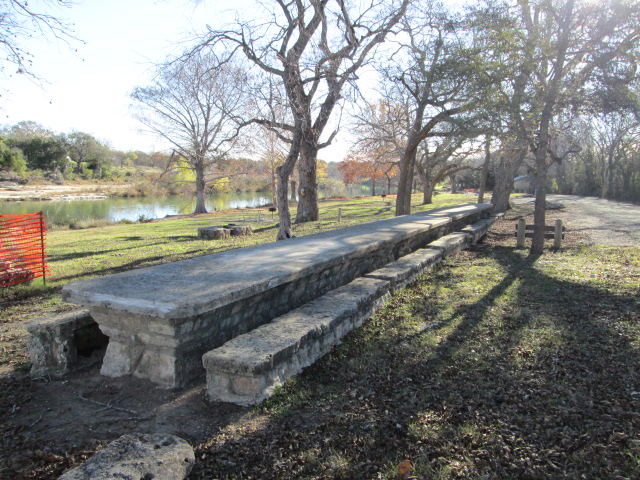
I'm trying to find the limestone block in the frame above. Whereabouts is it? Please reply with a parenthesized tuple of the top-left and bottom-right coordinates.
(226, 224, 253, 236)
(427, 232, 472, 257)
(231, 375, 265, 396)
(461, 219, 492, 244)
(58, 433, 194, 480)
(365, 248, 443, 290)
(198, 227, 230, 240)
(26, 309, 106, 377)
(98, 335, 141, 378)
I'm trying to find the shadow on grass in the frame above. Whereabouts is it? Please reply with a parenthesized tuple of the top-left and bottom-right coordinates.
(48, 236, 199, 264)
(251, 224, 278, 233)
(52, 250, 210, 283)
(189, 244, 640, 479)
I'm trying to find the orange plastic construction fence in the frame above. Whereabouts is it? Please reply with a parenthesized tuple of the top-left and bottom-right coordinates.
(0, 212, 48, 287)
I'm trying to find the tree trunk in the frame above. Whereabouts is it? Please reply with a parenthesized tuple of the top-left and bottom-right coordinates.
(276, 167, 294, 239)
(531, 158, 548, 253)
(290, 180, 297, 201)
(491, 149, 526, 213)
(295, 139, 319, 223)
(531, 0, 573, 254)
(271, 165, 277, 205)
(417, 167, 433, 205)
(194, 161, 208, 214)
(477, 137, 491, 203)
(371, 178, 376, 196)
(600, 166, 610, 198)
(450, 173, 457, 193)
(395, 149, 416, 216)
(276, 130, 302, 240)
(423, 182, 435, 204)
(606, 150, 616, 198)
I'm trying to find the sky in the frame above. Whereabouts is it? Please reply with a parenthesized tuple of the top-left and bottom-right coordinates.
(2, 0, 351, 161)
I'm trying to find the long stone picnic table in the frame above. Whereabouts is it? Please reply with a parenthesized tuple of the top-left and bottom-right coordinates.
(61, 203, 493, 387)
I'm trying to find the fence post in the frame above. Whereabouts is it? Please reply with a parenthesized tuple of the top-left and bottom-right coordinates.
(338, 208, 342, 223)
(554, 219, 563, 250)
(39, 211, 47, 284)
(516, 218, 526, 248)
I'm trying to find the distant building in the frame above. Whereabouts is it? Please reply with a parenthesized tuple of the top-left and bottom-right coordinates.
(513, 175, 534, 193)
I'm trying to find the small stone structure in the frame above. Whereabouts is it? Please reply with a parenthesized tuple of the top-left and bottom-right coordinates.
(227, 224, 253, 236)
(58, 433, 194, 480)
(27, 309, 107, 377)
(61, 204, 494, 388)
(198, 226, 230, 240)
(198, 224, 253, 240)
(461, 215, 502, 244)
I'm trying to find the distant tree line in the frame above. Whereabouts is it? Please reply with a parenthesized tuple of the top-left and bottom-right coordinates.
(0, 120, 346, 198)
(0, 120, 179, 185)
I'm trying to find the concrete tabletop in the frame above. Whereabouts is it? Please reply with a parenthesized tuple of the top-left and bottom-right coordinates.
(61, 203, 492, 319)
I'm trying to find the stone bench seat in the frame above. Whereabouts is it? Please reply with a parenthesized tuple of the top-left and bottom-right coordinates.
(61, 203, 493, 388)
(461, 214, 502, 244)
(27, 309, 108, 377)
(204, 276, 392, 405)
(364, 245, 445, 291)
(198, 224, 253, 240)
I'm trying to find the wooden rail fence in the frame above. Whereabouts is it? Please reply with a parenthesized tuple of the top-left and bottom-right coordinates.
(515, 218, 565, 249)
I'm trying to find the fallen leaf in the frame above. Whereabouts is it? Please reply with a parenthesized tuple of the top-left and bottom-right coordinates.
(397, 459, 413, 477)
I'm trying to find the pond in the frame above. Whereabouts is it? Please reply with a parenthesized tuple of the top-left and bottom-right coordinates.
(0, 182, 379, 226)
(0, 193, 273, 226)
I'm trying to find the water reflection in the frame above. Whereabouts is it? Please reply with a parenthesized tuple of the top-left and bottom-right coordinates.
(0, 193, 271, 225)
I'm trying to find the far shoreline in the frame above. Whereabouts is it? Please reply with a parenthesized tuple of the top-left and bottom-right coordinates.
(0, 181, 130, 202)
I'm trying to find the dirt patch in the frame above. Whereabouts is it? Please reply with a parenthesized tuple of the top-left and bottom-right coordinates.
(1, 367, 249, 479)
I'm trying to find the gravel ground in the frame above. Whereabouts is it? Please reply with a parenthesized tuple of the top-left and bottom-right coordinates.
(513, 194, 640, 247)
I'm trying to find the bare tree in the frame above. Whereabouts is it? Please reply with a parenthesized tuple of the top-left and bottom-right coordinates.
(348, 96, 406, 195)
(247, 80, 293, 205)
(350, 97, 407, 166)
(131, 51, 247, 214)
(371, 1, 489, 216)
(193, 0, 409, 239)
(0, 0, 80, 87)
(415, 136, 481, 204)
(352, 92, 484, 205)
